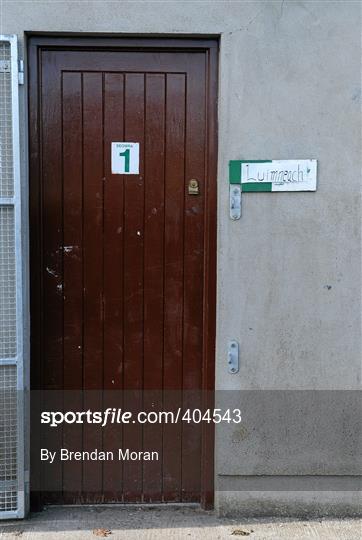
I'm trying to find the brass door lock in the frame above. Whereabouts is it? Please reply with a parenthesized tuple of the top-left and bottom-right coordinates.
(188, 179, 200, 195)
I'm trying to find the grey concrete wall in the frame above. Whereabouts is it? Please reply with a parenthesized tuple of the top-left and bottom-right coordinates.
(2, 0, 361, 516)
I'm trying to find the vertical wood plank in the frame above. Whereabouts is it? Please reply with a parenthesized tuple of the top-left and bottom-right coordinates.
(82, 72, 104, 502)
(122, 73, 145, 502)
(103, 72, 124, 501)
(162, 73, 186, 502)
(40, 55, 63, 502)
(182, 58, 206, 501)
(142, 74, 165, 502)
(62, 71, 83, 503)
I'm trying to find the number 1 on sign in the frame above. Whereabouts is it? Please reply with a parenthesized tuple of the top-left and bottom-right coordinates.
(118, 149, 130, 173)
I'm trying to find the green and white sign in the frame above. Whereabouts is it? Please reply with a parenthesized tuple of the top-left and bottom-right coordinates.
(229, 159, 317, 192)
(112, 142, 139, 174)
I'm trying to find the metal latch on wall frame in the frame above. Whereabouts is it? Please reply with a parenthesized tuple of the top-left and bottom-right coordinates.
(0, 58, 24, 84)
(227, 340, 239, 374)
(0, 59, 10, 72)
(229, 185, 241, 219)
(18, 60, 24, 85)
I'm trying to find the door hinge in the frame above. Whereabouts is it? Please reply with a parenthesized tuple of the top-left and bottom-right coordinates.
(18, 60, 24, 85)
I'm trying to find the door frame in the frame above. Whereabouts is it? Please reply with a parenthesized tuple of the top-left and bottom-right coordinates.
(27, 35, 218, 509)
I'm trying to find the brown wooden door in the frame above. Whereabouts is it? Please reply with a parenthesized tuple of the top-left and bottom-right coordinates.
(29, 37, 217, 507)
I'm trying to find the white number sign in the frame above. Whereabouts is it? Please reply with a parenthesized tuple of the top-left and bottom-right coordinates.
(111, 142, 139, 174)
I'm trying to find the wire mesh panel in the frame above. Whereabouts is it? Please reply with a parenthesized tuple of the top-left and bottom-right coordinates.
(0, 207, 16, 358)
(0, 41, 14, 198)
(0, 365, 17, 512)
(0, 35, 25, 519)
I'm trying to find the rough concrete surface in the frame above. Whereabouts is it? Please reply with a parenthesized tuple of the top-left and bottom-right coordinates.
(0, 506, 361, 539)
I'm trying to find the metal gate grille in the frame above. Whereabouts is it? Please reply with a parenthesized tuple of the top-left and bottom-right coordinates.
(0, 41, 14, 199)
(0, 35, 25, 519)
(0, 207, 16, 359)
(0, 365, 17, 512)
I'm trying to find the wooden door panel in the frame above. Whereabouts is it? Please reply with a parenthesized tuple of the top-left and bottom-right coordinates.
(29, 38, 217, 507)
(62, 72, 83, 503)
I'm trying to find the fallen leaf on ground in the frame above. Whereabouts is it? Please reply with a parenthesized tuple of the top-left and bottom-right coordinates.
(93, 529, 112, 537)
(231, 530, 251, 536)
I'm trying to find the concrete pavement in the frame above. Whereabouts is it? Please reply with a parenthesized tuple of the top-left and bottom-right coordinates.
(0, 505, 361, 539)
